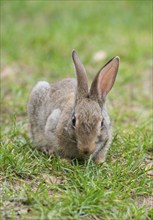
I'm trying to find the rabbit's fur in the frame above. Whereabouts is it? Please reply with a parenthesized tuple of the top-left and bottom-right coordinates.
(27, 51, 119, 164)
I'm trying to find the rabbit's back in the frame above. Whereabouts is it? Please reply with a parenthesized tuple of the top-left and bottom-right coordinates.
(49, 78, 77, 110)
(28, 78, 76, 122)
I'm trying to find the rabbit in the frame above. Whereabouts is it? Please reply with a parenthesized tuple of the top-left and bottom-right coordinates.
(27, 50, 119, 164)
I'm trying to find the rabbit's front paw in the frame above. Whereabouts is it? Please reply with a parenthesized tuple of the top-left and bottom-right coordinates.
(94, 151, 106, 164)
(42, 146, 54, 156)
(95, 157, 106, 164)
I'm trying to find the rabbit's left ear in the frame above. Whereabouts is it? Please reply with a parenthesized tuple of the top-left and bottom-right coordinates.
(90, 56, 119, 103)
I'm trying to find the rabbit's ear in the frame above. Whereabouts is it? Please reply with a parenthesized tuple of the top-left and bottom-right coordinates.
(90, 56, 119, 104)
(72, 50, 88, 100)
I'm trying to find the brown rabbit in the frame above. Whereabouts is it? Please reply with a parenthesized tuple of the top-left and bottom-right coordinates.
(27, 50, 119, 164)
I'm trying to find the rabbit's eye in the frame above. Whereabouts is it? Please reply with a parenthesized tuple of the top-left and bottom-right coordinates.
(101, 119, 104, 129)
(72, 115, 76, 127)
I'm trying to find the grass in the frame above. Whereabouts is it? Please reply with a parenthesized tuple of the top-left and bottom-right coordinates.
(1, 1, 153, 220)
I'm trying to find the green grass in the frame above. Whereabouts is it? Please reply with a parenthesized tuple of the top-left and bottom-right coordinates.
(1, 1, 152, 220)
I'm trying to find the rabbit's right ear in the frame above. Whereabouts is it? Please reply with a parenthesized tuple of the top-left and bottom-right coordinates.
(72, 50, 88, 100)
(90, 56, 119, 105)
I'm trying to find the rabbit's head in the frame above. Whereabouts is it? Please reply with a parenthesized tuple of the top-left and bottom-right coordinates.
(70, 51, 119, 157)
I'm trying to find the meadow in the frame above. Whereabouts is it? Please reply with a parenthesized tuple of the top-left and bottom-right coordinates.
(1, 1, 152, 219)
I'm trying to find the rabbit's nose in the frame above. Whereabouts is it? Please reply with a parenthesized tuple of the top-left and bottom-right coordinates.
(78, 143, 95, 155)
(83, 149, 90, 155)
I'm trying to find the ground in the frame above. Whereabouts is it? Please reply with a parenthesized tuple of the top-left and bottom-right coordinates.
(0, 1, 153, 220)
